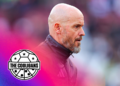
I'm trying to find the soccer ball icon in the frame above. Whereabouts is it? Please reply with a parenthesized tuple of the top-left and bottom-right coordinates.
(8, 49, 40, 80)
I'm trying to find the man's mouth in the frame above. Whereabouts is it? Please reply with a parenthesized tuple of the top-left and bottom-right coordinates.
(75, 39, 82, 41)
(75, 39, 81, 47)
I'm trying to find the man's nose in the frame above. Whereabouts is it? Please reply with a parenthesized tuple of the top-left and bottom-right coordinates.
(78, 28, 85, 36)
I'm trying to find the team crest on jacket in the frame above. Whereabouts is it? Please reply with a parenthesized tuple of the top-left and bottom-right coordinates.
(8, 49, 40, 80)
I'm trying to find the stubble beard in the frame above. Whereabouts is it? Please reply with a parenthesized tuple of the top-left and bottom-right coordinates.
(61, 34, 81, 53)
(73, 46, 80, 53)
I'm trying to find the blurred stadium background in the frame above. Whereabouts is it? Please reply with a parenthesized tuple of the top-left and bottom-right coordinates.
(0, 0, 120, 86)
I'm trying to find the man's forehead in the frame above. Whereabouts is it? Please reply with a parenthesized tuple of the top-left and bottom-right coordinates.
(74, 20, 84, 26)
(70, 11, 83, 19)
(68, 15, 84, 24)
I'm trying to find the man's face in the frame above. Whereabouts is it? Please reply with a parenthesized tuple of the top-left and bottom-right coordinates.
(61, 14, 85, 53)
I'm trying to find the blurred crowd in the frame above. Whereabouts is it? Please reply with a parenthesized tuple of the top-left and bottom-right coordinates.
(0, 0, 120, 86)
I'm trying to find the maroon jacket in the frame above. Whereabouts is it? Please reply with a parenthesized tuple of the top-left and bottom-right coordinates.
(36, 35, 77, 86)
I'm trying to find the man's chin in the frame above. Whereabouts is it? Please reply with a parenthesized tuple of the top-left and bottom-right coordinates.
(73, 46, 80, 53)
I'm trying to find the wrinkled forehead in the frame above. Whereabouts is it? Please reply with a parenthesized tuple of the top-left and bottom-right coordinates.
(67, 11, 84, 25)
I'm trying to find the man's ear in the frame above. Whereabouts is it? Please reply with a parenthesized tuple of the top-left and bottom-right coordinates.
(54, 23, 61, 34)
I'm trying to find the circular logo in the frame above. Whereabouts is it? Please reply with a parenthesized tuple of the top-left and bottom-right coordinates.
(8, 49, 40, 80)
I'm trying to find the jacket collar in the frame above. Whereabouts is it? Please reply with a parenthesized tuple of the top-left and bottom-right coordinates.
(45, 35, 72, 63)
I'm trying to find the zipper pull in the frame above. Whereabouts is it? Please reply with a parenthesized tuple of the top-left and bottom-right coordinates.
(71, 54, 74, 58)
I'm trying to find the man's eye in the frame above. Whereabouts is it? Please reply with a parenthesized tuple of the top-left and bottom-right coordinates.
(75, 25, 80, 28)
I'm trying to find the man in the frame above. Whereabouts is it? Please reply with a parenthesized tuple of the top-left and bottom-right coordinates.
(36, 3, 85, 86)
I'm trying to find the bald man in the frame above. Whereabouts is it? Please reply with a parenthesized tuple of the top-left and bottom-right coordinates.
(36, 3, 85, 86)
